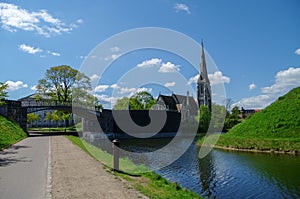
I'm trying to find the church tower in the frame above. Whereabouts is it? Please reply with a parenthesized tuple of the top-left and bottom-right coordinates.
(197, 41, 212, 111)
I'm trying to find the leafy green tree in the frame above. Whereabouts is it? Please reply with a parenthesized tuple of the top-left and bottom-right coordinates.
(113, 91, 156, 110)
(131, 91, 156, 110)
(0, 82, 8, 105)
(27, 113, 40, 124)
(45, 112, 60, 127)
(37, 65, 91, 102)
(114, 97, 130, 110)
(197, 105, 211, 133)
(223, 106, 241, 131)
(211, 103, 227, 131)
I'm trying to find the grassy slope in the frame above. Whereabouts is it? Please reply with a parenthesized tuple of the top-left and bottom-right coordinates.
(203, 87, 300, 152)
(66, 135, 202, 199)
(0, 115, 27, 150)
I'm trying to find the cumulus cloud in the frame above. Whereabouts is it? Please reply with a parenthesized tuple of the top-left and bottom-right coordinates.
(158, 62, 180, 73)
(19, 43, 60, 56)
(94, 94, 118, 104)
(249, 83, 256, 90)
(234, 95, 272, 109)
(295, 48, 300, 55)
(236, 67, 300, 109)
(30, 85, 37, 91)
(94, 85, 109, 92)
(5, 80, 28, 91)
(164, 82, 176, 87)
(187, 71, 230, 86)
(208, 71, 230, 85)
(110, 84, 120, 89)
(0, 2, 78, 37)
(174, 3, 191, 14)
(261, 67, 300, 94)
(19, 44, 42, 54)
(137, 58, 162, 68)
(90, 74, 100, 81)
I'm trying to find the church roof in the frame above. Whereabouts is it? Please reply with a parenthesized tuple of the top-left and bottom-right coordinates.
(172, 94, 198, 115)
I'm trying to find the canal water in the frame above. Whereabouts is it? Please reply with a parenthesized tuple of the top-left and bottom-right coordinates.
(90, 136, 300, 198)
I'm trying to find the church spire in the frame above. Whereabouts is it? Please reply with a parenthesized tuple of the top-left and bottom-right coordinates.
(197, 40, 212, 111)
(199, 40, 210, 84)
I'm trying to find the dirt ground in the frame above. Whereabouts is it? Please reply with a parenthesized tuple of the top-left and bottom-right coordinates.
(51, 136, 148, 199)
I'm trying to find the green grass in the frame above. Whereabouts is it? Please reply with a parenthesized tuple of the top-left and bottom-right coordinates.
(66, 135, 203, 199)
(0, 115, 27, 150)
(198, 87, 300, 153)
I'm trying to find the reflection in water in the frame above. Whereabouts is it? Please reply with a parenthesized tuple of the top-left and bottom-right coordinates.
(90, 136, 300, 199)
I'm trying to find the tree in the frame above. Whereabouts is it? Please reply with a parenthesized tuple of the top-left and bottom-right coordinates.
(211, 103, 227, 131)
(131, 91, 156, 110)
(45, 112, 60, 128)
(114, 97, 130, 110)
(113, 91, 156, 110)
(27, 113, 40, 124)
(0, 82, 8, 105)
(37, 65, 94, 127)
(37, 65, 91, 102)
(223, 106, 241, 132)
(197, 105, 211, 133)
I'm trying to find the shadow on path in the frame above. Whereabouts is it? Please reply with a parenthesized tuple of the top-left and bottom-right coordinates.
(28, 131, 79, 137)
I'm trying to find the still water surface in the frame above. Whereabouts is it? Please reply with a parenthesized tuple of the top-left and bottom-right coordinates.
(91, 137, 300, 198)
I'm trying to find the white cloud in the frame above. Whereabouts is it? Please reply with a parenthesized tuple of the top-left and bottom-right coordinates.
(0, 2, 77, 37)
(94, 94, 118, 104)
(164, 82, 176, 87)
(104, 54, 120, 61)
(30, 85, 37, 91)
(19, 44, 42, 54)
(187, 74, 199, 85)
(261, 67, 300, 94)
(158, 62, 180, 73)
(110, 84, 120, 89)
(174, 3, 191, 14)
(47, 51, 60, 56)
(236, 67, 300, 109)
(90, 74, 100, 81)
(76, 19, 83, 24)
(188, 71, 230, 85)
(208, 71, 230, 85)
(5, 80, 28, 91)
(249, 83, 256, 90)
(110, 46, 120, 52)
(234, 95, 272, 109)
(94, 85, 109, 92)
(137, 58, 162, 68)
(295, 48, 300, 55)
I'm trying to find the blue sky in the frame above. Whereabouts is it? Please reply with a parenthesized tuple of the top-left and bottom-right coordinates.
(0, 0, 300, 109)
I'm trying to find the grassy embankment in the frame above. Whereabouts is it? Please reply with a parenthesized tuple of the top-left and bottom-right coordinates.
(199, 87, 300, 154)
(0, 115, 27, 150)
(66, 135, 202, 199)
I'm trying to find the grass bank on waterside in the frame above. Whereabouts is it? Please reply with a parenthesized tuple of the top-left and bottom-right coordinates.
(0, 115, 27, 150)
(66, 135, 203, 199)
(198, 87, 300, 154)
(198, 135, 300, 154)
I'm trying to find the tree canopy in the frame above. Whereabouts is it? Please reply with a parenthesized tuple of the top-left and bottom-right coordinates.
(36, 65, 92, 102)
(0, 82, 8, 105)
(197, 105, 211, 133)
(113, 91, 156, 110)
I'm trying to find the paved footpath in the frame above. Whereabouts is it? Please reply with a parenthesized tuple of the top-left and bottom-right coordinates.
(1, 135, 147, 199)
(0, 136, 49, 199)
